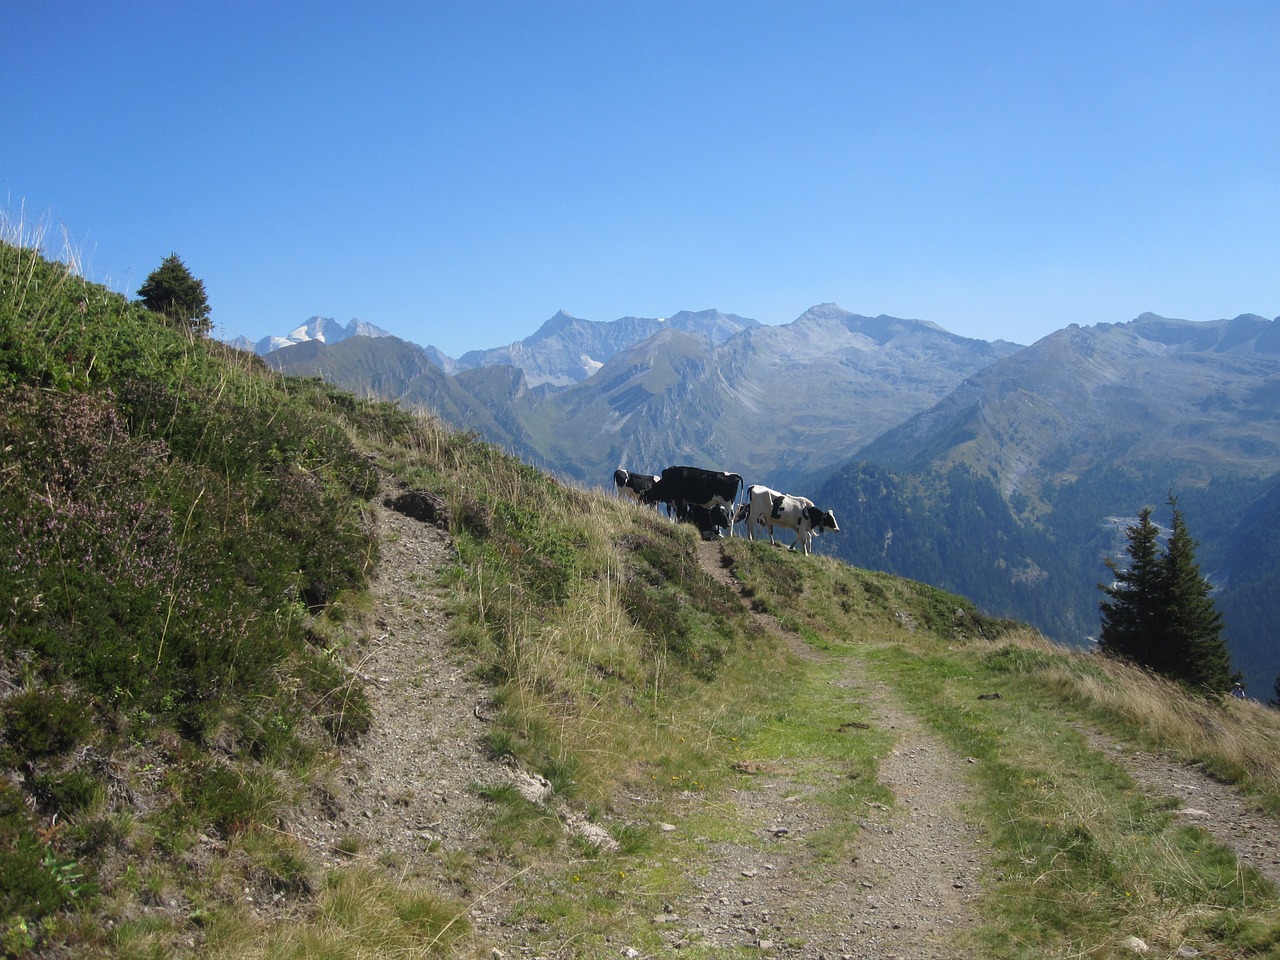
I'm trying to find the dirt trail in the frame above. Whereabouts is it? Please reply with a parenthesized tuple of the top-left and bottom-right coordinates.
(293, 496, 1279, 957)
(294, 490, 512, 894)
(657, 675, 986, 958)
(677, 539, 987, 958)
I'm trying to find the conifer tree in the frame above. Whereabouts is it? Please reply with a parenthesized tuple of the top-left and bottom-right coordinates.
(1098, 506, 1164, 666)
(1161, 496, 1230, 690)
(137, 253, 211, 335)
(1098, 497, 1233, 693)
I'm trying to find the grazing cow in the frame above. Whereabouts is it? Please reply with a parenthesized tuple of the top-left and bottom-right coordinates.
(684, 502, 734, 540)
(640, 465, 743, 522)
(745, 484, 839, 555)
(613, 469, 660, 505)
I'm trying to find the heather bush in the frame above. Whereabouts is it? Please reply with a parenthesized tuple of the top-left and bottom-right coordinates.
(0, 688, 92, 764)
(0, 233, 388, 951)
(1, 387, 263, 708)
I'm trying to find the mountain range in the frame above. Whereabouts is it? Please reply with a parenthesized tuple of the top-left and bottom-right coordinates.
(252, 305, 1280, 692)
(264, 304, 1021, 488)
(227, 315, 396, 356)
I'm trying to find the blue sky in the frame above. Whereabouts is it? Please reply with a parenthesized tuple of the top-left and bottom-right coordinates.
(6, 2, 1278, 357)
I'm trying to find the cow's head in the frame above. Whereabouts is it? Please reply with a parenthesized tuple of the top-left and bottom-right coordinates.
(804, 506, 839, 534)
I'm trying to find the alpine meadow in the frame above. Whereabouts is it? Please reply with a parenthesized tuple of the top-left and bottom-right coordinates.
(4, 220, 1280, 960)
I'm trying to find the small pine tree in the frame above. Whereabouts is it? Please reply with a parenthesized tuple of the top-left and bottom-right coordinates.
(1098, 496, 1233, 693)
(1098, 506, 1164, 666)
(137, 253, 210, 335)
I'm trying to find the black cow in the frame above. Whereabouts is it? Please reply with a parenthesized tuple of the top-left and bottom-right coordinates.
(685, 503, 734, 540)
(640, 465, 743, 521)
(613, 469, 660, 505)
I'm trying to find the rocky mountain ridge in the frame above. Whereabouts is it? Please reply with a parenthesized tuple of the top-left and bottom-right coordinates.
(455, 307, 760, 387)
(264, 302, 1020, 487)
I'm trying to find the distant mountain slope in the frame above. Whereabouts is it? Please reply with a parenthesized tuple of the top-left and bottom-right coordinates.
(519, 328, 726, 481)
(817, 312, 1280, 690)
(455, 308, 760, 387)
(263, 335, 526, 455)
(710, 305, 1023, 483)
(508, 304, 1023, 487)
(860, 313, 1280, 507)
(1218, 477, 1280, 691)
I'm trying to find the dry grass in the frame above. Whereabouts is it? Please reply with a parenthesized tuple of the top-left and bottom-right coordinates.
(205, 869, 479, 960)
(994, 628, 1280, 813)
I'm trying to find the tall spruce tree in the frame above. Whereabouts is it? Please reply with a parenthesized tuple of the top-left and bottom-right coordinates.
(1098, 497, 1232, 692)
(137, 253, 211, 335)
(1098, 506, 1164, 666)
(1161, 496, 1231, 690)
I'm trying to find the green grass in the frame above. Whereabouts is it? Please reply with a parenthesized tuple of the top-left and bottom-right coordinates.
(0, 226, 399, 955)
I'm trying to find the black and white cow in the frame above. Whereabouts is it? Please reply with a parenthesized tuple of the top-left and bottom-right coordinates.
(640, 465, 743, 523)
(745, 483, 839, 555)
(613, 469, 660, 505)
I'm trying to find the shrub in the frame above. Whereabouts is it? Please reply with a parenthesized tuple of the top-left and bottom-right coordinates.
(31, 769, 99, 817)
(0, 781, 77, 941)
(1, 689, 91, 763)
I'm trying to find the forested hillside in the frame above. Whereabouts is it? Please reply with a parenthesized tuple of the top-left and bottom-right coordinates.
(829, 315, 1280, 692)
(5, 232, 1280, 959)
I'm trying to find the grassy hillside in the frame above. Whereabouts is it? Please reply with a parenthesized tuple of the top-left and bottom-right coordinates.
(3, 225, 1280, 959)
